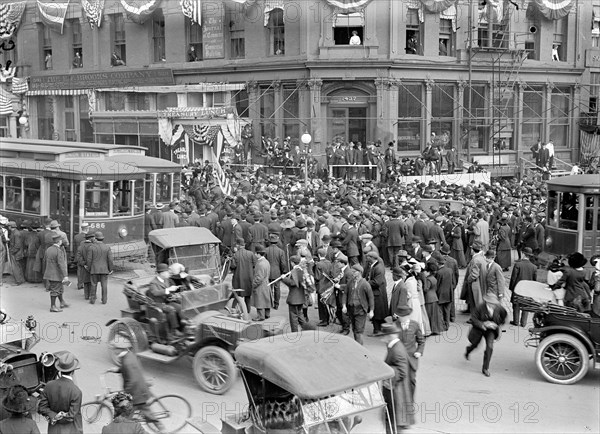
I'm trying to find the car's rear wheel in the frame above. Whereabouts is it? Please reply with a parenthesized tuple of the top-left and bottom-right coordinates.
(535, 333, 590, 385)
(193, 346, 236, 395)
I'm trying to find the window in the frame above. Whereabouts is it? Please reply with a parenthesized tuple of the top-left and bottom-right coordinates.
(478, 3, 508, 48)
(439, 19, 453, 56)
(559, 192, 578, 230)
(550, 87, 570, 148)
(157, 93, 177, 110)
(79, 95, 93, 143)
(5, 176, 21, 211)
(156, 173, 172, 203)
(41, 25, 52, 69)
(522, 86, 544, 147)
(126, 93, 152, 111)
(134, 180, 144, 215)
(105, 92, 126, 111)
(332, 12, 363, 46)
(71, 19, 82, 68)
(144, 173, 155, 202)
(463, 85, 488, 150)
(37, 96, 53, 140)
(235, 89, 249, 117)
(111, 13, 126, 63)
(230, 29, 245, 59)
(523, 18, 539, 60)
(432, 84, 454, 150)
(153, 11, 166, 62)
(23, 178, 40, 214)
(548, 190, 558, 226)
(397, 84, 422, 152)
(405, 9, 421, 55)
(84, 181, 110, 217)
(268, 8, 285, 55)
(552, 17, 567, 61)
(113, 180, 132, 216)
(185, 17, 203, 61)
(0, 116, 8, 138)
(283, 86, 299, 139)
(260, 87, 276, 138)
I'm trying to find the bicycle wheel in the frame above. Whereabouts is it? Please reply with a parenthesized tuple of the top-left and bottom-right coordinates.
(145, 394, 192, 434)
(81, 401, 113, 426)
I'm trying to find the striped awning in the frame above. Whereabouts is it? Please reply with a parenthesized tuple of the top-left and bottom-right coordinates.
(27, 89, 88, 96)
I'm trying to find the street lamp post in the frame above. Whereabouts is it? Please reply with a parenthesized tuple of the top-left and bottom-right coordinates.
(301, 131, 312, 185)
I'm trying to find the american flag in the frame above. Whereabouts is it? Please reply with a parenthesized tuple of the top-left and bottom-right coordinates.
(11, 76, 28, 94)
(0, 89, 13, 115)
(192, 125, 221, 146)
(37, 0, 70, 34)
(180, 0, 201, 25)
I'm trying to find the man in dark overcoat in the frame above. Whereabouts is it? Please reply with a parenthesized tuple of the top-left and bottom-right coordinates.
(364, 251, 388, 335)
(85, 231, 113, 305)
(77, 232, 95, 300)
(44, 233, 70, 312)
(383, 210, 406, 269)
(314, 247, 333, 326)
(396, 305, 425, 399)
(508, 247, 537, 327)
(341, 264, 374, 345)
(230, 237, 256, 311)
(435, 258, 455, 330)
(38, 351, 83, 434)
(282, 256, 313, 332)
(265, 233, 288, 310)
(72, 222, 89, 289)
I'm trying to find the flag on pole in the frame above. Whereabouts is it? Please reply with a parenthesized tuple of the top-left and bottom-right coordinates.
(181, 0, 201, 25)
(37, 0, 70, 34)
(10, 76, 28, 94)
(0, 89, 14, 115)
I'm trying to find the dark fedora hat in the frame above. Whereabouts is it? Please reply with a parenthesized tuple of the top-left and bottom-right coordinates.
(94, 231, 104, 240)
(2, 385, 35, 414)
(380, 322, 400, 336)
(396, 305, 413, 317)
(440, 244, 451, 255)
(156, 263, 169, 273)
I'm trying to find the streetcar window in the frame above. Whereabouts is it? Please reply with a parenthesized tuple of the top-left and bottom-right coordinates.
(559, 192, 578, 230)
(134, 180, 144, 215)
(156, 173, 172, 202)
(145, 173, 154, 203)
(23, 178, 41, 214)
(84, 181, 110, 217)
(113, 180, 132, 216)
(173, 173, 181, 200)
(0, 176, 4, 208)
(5, 176, 22, 211)
(547, 190, 558, 227)
(585, 196, 594, 231)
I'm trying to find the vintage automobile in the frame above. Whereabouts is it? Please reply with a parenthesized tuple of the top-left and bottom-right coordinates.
(188, 331, 395, 433)
(516, 281, 600, 385)
(107, 227, 286, 395)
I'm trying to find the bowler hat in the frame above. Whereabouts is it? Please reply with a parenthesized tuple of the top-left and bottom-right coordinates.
(522, 247, 533, 256)
(2, 385, 35, 414)
(85, 232, 95, 239)
(156, 263, 169, 273)
(568, 252, 587, 269)
(50, 220, 60, 228)
(426, 238, 437, 245)
(380, 323, 400, 336)
(255, 244, 266, 254)
(236, 237, 245, 246)
(54, 351, 80, 372)
(330, 240, 342, 248)
(396, 305, 413, 317)
(440, 244, 451, 255)
(296, 218, 307, 229)
(411, 236, 422, 244)
(94, 231, 104, 240)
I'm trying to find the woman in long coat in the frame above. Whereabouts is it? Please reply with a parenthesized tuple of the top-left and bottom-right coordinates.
(495, 216, 512, 271)
(449, 218, 467, 268)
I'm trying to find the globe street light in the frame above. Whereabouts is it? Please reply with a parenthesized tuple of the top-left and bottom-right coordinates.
(300, 132, 312, 185)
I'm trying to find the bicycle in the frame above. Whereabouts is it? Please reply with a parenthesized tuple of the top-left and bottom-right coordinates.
(81, 372, 192, 433)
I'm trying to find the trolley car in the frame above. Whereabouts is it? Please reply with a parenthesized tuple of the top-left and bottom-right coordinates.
(545, 174, 600, 259)
(0, 139, 181, 260)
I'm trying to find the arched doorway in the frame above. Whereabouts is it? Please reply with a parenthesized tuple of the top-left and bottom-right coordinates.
(325, 87, 372, 145)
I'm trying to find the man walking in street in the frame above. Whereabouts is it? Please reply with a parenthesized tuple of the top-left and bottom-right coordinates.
(396, 305, 425, 399)
(230, 237, 255, 312)
(252, 245, 272, 321)
(509, 247, 537, 327)
(484, 250, 506, 300)
(77, 232, 95, 300)
(72, 222, 89, 290)
(86, 231, 113, 305)
(44, 233, 70, 312)
(341, 264, 374, 345)
(264, 233, 288, 310)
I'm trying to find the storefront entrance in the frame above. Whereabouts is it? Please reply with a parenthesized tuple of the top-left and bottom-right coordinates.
(329, 107, 367, 144)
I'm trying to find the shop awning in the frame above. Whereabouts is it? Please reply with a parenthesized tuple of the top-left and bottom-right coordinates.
(532, 0, 574, 21)
(27, 89, 89, 96)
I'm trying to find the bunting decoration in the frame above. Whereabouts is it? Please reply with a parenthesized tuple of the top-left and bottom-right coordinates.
(0, 65, 16, 82)
(532, 0, 574, 21)
(478, 0, 504, 24)
(0, 89, 14, 115)
(580, 130, 600, 162)
(189, 124, 221, 147)
(120, 0, 162, 25)
(418, 0, 457, 13)
(37, 0, 70, 34)
(81, 0, 105, 29)
(10, 76, 28, 94)
(264, 0, 284, 26)
(440, 4, 457, 32)
(181, 0, 201, 25)
(0, 1, 26, 40)
(323, 0, 374, 12)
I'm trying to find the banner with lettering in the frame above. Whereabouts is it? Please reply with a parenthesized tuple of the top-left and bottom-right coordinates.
(37, 0, 70, 34)
(532, 0, 574, 21)
(81, 0, 105, 29)
(0, 1, 26, 40)
(120, 0, 162, 25)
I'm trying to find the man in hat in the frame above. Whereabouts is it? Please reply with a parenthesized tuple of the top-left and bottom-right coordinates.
(265, 233, 288, 310)
(23, 221, 42, 283)
(252, 245, 272, 321)
(383, 210, 406, 269)
(248, 213, 269, 253)
(230, 237, 256, 311)
(396, 305, 425, 399)
(282, 256, 314, 332)
(0, 365, 23, 422)
(341, 215, 360, 266)
(44, 233, 70, 312)
(410, 236, 424, 263)
(485, 250, 506, 300)
(0, 385, 39, 432)
(35, 218, 56, 289)
(7, 221, 25, 285)
(365, 251, 388, 335)
(162, 202, 180, 229)
(102, 392, 146, 434)
(341, 264, 374, 345)
(429, 217, 446, 251)
(460, 241, 487, 314)
(72, 222, 89, 290)
(38, 351, 83, 433)
(147, 264, 183, 336)
(389, 267, 409, 320)
(495, 214, 512, 271)
(435, 257, 455, 330)
(517, 216, 537, 261)
(314, 247, 333, 327)
(331, 253, 351, 335)
(472, 213, 489, 253)
(77, 232, 95, 300)
(464, 293, 507, 377)
(51, 220, 70, 251)
(85, 232, 113, 305)
(508, 247, 537, 327)
(379, 323, 415, 432)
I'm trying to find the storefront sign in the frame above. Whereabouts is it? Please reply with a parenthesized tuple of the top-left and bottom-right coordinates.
(328, 95, 370, 105)
(107, 149, 145, 156)
(174, 147, 187, 160)
(202, 3, 225, 59)
(30, 69, 174, 91)
(61, 151, 104, 159)
(585, 49, 600, 68)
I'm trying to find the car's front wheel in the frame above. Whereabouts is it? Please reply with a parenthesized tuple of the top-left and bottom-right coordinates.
(535, 333, 590, 385)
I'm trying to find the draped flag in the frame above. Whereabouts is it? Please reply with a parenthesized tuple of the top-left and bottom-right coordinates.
(37, 0, 70, 34)
(10, 76, 28, 94)
(323, 0, 374, 12)
(0, 1, 26, 40)
(418, 0, 457, 13)
(580, 130, 600, 167)
(181, 0, 201, 25)
(190, 124, 221, 147)
(171, 124, 185, 147)
(532, 0, 574, 21)
(81, 0, 105, 29)
(0, 89, 14, 115)
(264, 0, 284, 26)
(120, 0, 162, 25)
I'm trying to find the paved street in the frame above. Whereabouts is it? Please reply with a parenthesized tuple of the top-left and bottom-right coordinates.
(1, 268, 598, 434)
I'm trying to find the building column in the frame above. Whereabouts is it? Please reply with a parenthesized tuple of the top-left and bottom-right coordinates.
(543, 81, 553, 142)
(247, 81, 260, 147)
(424, 78, 434, 145)
(389, 80, 400, 145)
(273, 80, 282, 139)
(572, 83, 582, 162)
(375, 78, 392, 144)
(515, 80, 524, 159)
(457, 80, 466, 157)
(307, 78, 323, 151)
